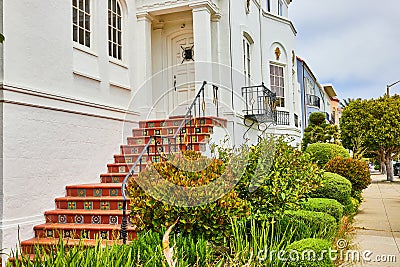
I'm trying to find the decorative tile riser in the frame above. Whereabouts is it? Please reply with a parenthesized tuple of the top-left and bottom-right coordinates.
(67, 188, 122, 197)
(34, 228, 135, 241)
(46, 214, 124, 225)
(127, 133, 210, 146)
(100, 174, 130, 183)
(138, 117, 225, 128)
(120, 143, 206, 155)
(55, 200, 128, 210)
(132, 125, 214, 137)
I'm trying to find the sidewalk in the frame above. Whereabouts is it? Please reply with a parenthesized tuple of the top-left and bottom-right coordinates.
(352, 173, 400, 267)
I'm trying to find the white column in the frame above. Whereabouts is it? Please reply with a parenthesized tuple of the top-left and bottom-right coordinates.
(135, 12, 153, 115)
(192, 6, 212, 86)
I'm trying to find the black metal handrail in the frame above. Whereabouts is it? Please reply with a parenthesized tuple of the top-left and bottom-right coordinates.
(120, 81, 217, 244)
(120, 135, 164, 243)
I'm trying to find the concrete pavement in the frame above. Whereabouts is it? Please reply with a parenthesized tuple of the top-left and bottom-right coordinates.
(352, 173, 400, 267)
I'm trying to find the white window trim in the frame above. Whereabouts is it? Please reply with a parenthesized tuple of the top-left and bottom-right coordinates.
(108, 0, 123, 61)
(72, 0, 92, 48)
(270, 62, 286, 108)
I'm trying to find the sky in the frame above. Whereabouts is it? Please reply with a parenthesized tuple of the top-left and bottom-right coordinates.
(289, 0, 400, 101)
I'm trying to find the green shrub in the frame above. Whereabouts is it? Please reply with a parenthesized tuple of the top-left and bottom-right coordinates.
(310, 172, 353, 215)
(305, 143, 350, 167)
(324, 156, 372, 195)
(236, 137, 324, 220)
(281, 210, 338, 241)
(301, 198, 343, 222)
(285, 238, 334, 267)
(128, 150, 249, 244)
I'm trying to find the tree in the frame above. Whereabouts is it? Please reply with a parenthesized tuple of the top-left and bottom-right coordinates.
(340, 96, 400, 181)
(302, 112, 340, 150)
(0, 34, 4, 43)
(339, 98, 359, 109)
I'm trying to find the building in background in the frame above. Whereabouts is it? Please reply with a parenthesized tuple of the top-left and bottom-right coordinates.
(323, 84, 341, 126)
(296, 56, 336, 133)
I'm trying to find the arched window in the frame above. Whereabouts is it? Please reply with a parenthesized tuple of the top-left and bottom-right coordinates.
(108, 0, 122, 60)
(73, 0, 91, 47)
(270, 63, 285, 107)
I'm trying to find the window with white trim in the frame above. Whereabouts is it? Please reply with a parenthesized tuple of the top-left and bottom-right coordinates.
(108, 0, 122, 60)
(72, 0, 91, 47)
(270, 64, 285, 107)
(243, 37, 252, 86)
(266, 0, 271, 12)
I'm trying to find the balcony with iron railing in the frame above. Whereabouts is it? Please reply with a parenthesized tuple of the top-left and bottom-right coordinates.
(306, 94, 321, 109)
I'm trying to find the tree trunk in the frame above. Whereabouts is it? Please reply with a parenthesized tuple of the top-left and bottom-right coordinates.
(385, 156, 394, 182)
(380, 161, 387, 174)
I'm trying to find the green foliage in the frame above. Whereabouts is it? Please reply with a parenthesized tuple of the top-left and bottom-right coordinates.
(300, 198, 343, 222)
(9, 232, 216, 267)
(227, 218, 294, 266)
(0, 33, 4, 43)
(309, 112, 327, 126)
(305, 143, 350, 168)
(340, 96, 400, 180)
(324, 156, 372, 195)
(302, 112, 341, 149)
(281, 210, 337, 241)
(237, 137, 324, 220)
(310, 172, 353, 215)
(286, 238, 335, 267)
(128, 150, 249, 244)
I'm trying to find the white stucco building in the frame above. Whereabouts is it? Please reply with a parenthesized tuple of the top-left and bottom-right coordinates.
(0, 0, 301, 258)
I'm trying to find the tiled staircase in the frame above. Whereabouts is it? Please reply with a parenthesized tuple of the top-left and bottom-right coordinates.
(18, 116, 226, 257)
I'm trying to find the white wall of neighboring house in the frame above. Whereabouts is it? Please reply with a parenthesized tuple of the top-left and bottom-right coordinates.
(0, 0, 300, 254)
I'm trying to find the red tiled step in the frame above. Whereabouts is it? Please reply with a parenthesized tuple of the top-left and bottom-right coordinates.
(127, 132, 211, 146)
(138, 117, 227, 128)
(132, 124, 214, 137)
(120, 142, 207, 155)
(45, 209, 128, 225)
(66, 183, 122, 197)
(55, 196, 127, 210)
(33, 223, 136, 241)
(100, 173, 136, 183)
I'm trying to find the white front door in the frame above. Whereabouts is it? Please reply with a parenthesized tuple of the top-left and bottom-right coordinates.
(169, 33, 195, 116)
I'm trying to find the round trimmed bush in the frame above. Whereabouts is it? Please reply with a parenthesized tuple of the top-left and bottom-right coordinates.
(282, 210, 337, 241)
(310, 172, 353, 215)
(305, 143, 350, 168)
(324, 156, 371, 195)
(286, 238, 334, 267)
(301, 198, 343, 222)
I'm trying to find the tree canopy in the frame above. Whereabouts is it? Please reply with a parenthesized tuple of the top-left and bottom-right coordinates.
(340, 96, 400, 181)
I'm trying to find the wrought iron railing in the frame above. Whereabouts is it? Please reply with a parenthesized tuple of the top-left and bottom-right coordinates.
(120, 81, 216, 244)
(276, 110, 290, 126)
(306, 94, 321, 108)
(242, 83, 277, 124)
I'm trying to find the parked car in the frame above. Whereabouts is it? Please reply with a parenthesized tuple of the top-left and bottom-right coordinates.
(394, 162, 400, 176)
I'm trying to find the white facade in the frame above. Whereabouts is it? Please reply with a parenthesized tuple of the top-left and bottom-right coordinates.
(0, 0, 300, 256)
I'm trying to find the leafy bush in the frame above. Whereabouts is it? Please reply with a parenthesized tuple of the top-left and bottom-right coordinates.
(128, 150, 249, 244)
(9, 231, 217, 267)
(309, 112, 327, 126)
(281, 210, 338, 241)
(236, 137, 324, 220)
(300, 198, 343, 222)
(310, 172, 353, 215)
(324, 156, 372, 195)
(285, 238, 334, 267)
(305, 143, 350, 167)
